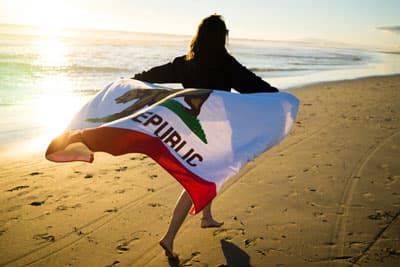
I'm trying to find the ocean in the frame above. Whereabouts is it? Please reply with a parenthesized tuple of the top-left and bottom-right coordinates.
(1, 24, 399, 155)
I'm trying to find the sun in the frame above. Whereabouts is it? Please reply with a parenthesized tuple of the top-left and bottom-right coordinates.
(4, 0, 86, 31)
(24, 0, 71, 29)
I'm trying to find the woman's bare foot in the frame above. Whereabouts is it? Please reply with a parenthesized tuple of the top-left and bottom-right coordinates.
(201, 217, 224, 228)
(159, 239, 178, 259)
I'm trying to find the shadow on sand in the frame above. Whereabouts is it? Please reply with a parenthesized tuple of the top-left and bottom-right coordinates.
(167, 256, 180, 267)
(166, 239, 250, 267)
(220, 239, 251, 267)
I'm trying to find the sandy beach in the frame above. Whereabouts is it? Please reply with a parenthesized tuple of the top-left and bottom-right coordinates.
(0, 75, 399, 267)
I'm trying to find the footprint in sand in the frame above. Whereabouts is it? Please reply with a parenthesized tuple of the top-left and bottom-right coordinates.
(287, 175, 296, 182)
(149, 174, 158, 179)
(114, 189, 125, 194)
(116, 231, 146, 253)
(385, 175, 399, 185)
(73, 227, 84, 236)
(284, 190, 299, 198)
(56, 204, 82, 211)
(304, 165, 320, 174)
(312, 153, 321, 159)
(256, 249, 266, 256)
(367, 210, 394, 220)
(33, 233, 55, 242)
(6, 185, 30, 192)
(232, 216, 245, 226)
(307, 201, 331, 208)
(30, 201, 45, 206)
(362, 192, 373, 198)
(148, 203, 161, 208)
(245, 204, 257, 214)
(86, 236, 98, 244)
(313, 211, 328, 222)
(56, 205, 68, 211)
(213, 228, 245, 241)
(116, 244, 129, 252)
(104, 208, 118, 213)
(115, 166, 128, 172)
(323, 241, 336, 247)
(313, 211, 325, 218)
(244, 236, 264, 248)
(349, 241, 366, 250)
(379, 163, 389, 169)
(179, 251, 202, 266)
(105, 260, 120, 267)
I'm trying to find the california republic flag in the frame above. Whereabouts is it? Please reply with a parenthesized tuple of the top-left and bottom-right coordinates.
(46, 79, 299, 213)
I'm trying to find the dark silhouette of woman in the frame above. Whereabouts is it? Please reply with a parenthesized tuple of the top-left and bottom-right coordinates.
(133, 14, 278, 259)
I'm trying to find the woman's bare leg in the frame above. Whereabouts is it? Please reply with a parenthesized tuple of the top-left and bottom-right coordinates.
(159, 190, 192, 258)
(201, 202, 224, 228)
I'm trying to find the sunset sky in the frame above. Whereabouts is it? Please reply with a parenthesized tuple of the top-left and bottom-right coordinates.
(1, 0, 399, 50)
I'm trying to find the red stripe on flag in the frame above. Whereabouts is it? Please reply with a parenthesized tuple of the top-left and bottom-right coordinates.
(46, 127, 216, 214)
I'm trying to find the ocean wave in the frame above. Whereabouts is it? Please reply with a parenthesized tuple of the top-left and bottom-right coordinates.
(73, 88, 101, 95)
(250, 67, 310, 72)
(289, 62, 357, 66)
(0, 53, 34, 60)
(237, 52, 363, 62)
(64, 64, 132, 73)
(0, 61, 132, 73)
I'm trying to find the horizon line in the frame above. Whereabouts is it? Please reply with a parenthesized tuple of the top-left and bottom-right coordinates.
(0, 22, 396, 53)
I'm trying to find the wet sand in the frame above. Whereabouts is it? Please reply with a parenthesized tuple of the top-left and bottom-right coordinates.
(0, 75, 399, 266)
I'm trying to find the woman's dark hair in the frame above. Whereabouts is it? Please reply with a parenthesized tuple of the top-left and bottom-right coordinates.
(186, 14, 229, 61)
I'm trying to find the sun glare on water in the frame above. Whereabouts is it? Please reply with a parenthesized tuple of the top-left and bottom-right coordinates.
(32, 92, 85, 151)
(35, 38, 67, 67)
(29, 80, 88, 154)
(26, 27, 87, 153)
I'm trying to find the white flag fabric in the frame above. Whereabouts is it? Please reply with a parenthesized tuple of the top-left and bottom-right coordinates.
(46, 79, 299, 213)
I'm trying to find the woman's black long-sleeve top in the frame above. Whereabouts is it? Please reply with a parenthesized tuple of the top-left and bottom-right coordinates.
(133, 55, 278, 93)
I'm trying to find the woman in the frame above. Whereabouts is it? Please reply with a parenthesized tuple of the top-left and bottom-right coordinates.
(133, 14, 278, 259)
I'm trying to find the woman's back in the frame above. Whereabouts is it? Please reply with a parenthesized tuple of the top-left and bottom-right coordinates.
(134, 15, 277, 93)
